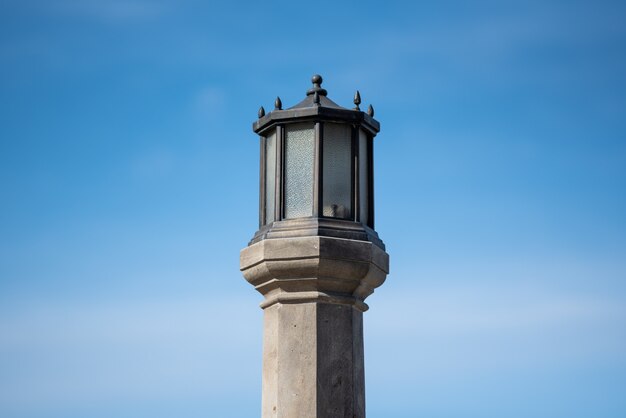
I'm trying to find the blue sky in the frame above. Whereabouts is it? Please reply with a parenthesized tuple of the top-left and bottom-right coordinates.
(1, 1, 625, 417)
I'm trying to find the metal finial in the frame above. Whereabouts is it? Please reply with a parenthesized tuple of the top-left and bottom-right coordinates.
(313, 91, 320, 106)
(258, 106, 265, 118)
(307, 74, 328, 96)
(353, 90, 361, 110)
(274, 97, 282, 110)
(367, 104, 374, 117)
(312, 74, 323, 87)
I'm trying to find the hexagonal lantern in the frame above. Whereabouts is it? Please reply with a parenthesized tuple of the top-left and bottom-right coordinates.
(250, 74, 383, 249)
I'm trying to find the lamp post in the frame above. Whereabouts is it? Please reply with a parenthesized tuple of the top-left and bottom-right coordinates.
(240, 75, 389, 418)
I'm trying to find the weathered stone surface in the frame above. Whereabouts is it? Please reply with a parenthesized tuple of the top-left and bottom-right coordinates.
(316, 303, 362, 418)
(241, 235, 389, 418)
(260, 302, 366, 418)
(240, 236, 389, 312)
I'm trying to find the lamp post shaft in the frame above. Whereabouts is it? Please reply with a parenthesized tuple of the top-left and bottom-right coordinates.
(261, 302, 365, 417)
(241, 76, 388, 418)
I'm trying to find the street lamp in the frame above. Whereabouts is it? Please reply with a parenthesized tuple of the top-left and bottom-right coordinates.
(251, 74, 383, 249)
(240, 75, 389, 418)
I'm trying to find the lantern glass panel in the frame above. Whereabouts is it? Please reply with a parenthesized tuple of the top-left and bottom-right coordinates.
(284, 123, 314, 219)
(322, 123, 352, 219)
(264, 130, 276, 225)
(359, 129, 369, 225)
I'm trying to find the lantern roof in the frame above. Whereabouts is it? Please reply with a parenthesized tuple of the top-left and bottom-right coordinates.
(253, 74, 380, 136)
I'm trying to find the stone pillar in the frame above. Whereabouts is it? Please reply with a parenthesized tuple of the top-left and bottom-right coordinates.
(240, 235, 389, 418)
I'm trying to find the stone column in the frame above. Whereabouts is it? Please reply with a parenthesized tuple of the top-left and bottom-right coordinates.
(240, 235, 389, 418)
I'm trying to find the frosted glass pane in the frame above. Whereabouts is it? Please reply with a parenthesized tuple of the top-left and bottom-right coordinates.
(322, 123, 352, 219)
(264, 131, 276, 225)
(284, 123, 314, 218)
(359, 129, 369, 225)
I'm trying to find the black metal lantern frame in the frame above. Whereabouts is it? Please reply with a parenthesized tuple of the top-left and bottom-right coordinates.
(250, 75, 384, 249)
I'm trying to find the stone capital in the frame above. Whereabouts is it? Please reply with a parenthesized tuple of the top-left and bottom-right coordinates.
(240, 236, 389, 312)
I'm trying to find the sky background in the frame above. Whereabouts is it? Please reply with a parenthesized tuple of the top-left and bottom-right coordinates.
(1, 0, 625, 417)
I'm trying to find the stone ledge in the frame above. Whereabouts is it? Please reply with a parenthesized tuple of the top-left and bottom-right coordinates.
(258, 290, 369, 312)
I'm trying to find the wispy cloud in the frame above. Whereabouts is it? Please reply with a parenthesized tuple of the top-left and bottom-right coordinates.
(193, 85, 226, 118)
(366, 282, 626, 380)
(372, 285, 625, 335)
(52, 0, 168, 23)
(0, 296, 261, 409)
(130, 147, 177, 179)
